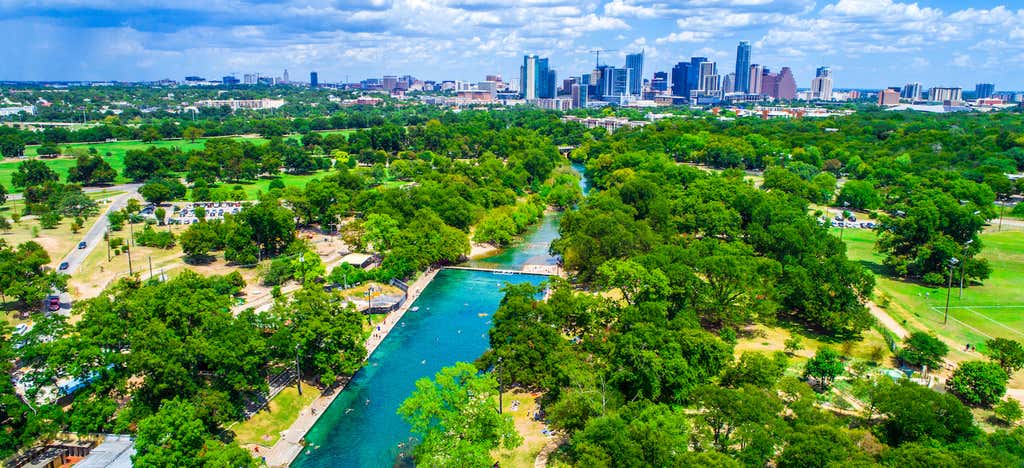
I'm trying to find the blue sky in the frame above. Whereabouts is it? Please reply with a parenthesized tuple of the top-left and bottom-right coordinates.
(1, 0, 1022, 89)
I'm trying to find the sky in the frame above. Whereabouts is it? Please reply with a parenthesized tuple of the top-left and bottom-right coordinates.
(1, 0, 1023, 89)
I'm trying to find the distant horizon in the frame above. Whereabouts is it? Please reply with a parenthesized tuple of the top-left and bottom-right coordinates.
(1, 1, 1021, 90)
(2, 79, 1017, 95)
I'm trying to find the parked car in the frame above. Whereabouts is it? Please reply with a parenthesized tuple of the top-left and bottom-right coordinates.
(59, 262, 69, 271)
(78, 241, 87, 249)
(47, 295, 60, 311)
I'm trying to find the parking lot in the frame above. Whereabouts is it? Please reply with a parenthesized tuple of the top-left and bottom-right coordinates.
(156, 201, 248, 225)
(820, 214, 877, 230)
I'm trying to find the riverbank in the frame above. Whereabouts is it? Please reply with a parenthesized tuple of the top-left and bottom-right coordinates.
(258, 267, 441, 467)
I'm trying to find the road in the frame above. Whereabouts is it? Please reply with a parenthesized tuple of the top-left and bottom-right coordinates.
(7, 183, 142, 201)
(59, 189, 139, 275)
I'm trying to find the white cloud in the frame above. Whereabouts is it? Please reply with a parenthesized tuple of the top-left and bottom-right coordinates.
(655, 31, 714, 44)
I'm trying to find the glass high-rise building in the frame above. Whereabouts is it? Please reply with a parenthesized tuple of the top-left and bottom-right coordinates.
(975, 83, 995, 99)
(671, 62, 690, 97)
(310, 71, 318, 88)
(734, 41, 751, 95)
(625, 51, 644, 96)
(520, 55, 554, 99)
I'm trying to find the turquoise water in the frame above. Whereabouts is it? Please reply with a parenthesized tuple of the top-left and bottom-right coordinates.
(293, 165, 587, 467)
(292, 263, 549, 467)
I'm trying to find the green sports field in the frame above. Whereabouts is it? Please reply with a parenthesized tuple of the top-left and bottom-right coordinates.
(839, 227, 1024, 351)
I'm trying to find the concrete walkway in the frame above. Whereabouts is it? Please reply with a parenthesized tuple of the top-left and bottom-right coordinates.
(260, 268, 440, 467)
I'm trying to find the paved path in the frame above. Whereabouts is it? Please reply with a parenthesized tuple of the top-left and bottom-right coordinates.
(260, 268, 441, 467)
(59, 189, 140, 275)
(866, 300, 908, 339)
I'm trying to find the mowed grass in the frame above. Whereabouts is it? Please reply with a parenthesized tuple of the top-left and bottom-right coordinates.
(232, 386, 320, 447)
(837, 227, 1024, 351)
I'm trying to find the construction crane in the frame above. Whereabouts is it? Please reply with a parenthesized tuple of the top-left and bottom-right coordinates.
(590, 49, 618, 68)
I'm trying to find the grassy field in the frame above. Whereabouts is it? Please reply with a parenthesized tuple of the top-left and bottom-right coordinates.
(838, 227, 1024, 353)
(492, 389, 551, 468)
(232, 386, 320, 447)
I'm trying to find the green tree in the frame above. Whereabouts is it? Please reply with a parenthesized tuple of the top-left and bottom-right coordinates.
(133, 398, 254, 467)
(11, 159, 58, 187)
(720, 352, 788, 389)
(140, 178, 187, 204)
(994, 398, 1023, 426)
(875, 380, 977, 445)
(836, 180, 880, 210)
(67, 154, 117, 185)
(947, 361, 1009, 407)
(777, 425, 872, 468)
(183, 126, 205, 143)
(596, 259, 669, 305)
(804, 346, 844, 390)
(398, 362, 521, 468)
(0, 134, 25, 158)
(986, 338, 1024, 375)
(897, 332, 949, 369)
(361, 213, 400, 252)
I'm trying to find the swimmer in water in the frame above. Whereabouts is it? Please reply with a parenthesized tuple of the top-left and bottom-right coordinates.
(422, 360, 427, 364)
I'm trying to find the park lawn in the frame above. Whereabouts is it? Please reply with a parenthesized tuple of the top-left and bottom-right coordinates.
(735, 324, 893, 366)
(492, 390, 551, 468)
(240, 171, 330, 199)
(0, 210, 102, 270)
(67, 222, 189, 300)
(12, 135, 273, 192)
(837, 228, 1024, 354)
(232, 386, 320, 447)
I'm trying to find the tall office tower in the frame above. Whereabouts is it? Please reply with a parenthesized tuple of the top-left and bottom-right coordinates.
(625, 51, 644, 96)
(310, 72, 318, 88)
(571, 83, 588, 109)
(243, 73, 257, 85)
(382, 75, 398, 91)
(722, 73, 736, 94)
(811, 66, 833, 100)
(734, 41, 751, 95)
(901, 82, 922, 100)
(748, 64, 764, 94)
(760, 68, 777, 97)
(688, 57, 708, 96)
(878, 88, 901, 106)
(222, 75, 240, 85)
(282, 69, 290, 84)
(975, 83, 995, 99)
(671, 62, 690, 96)
(546, 69, 557, 99)
(777, 67, 797, 100)
(697, 61, 718, 92)
(929, 87, 963, 103)
(520, 55, 552, 99)
(652, 71, 668, 91)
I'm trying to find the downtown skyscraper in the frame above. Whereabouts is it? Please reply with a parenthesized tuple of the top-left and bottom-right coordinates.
(521, 55, 555, 99)
(734, 41, 751, 95)
(625, 51, 644, 97)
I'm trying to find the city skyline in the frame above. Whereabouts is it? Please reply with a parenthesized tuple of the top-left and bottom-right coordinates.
(1, 0, 1022, 88)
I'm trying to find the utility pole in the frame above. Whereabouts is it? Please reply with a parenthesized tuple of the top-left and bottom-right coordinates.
(497, 357, 503, 414)
(295, 344, 302, 396)
(105, 229, 110, 261)
(126, 240, 133, 276)
(149, 256, 154, 281)
(959, 239, 973, 299)
(944, 257, 957, 325)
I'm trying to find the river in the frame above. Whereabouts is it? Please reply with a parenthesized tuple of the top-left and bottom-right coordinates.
(292, 164, 588, 467)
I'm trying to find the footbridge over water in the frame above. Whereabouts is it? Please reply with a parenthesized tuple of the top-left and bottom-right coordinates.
(445, 264, 564, 277)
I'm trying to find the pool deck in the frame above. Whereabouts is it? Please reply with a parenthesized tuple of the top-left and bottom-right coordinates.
(260, 267, 440, 468)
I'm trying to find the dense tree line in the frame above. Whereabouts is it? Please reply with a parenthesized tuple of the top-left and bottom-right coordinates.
(570, 111, 1022, 284)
